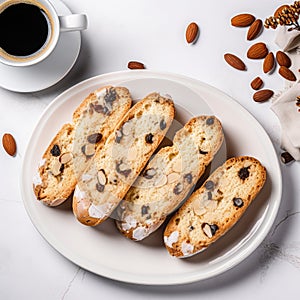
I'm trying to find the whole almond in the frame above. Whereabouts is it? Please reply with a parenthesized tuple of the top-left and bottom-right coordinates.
(253, 89, 274, 102)
(231, 13, 255, 27)
(186, 22, 199, 44)
(224, 53, 246, 70)
(247, 42, 268, 59)
(247, 19, 263, 40)
(2, 133, 16, 156)
(263, 52, 275, 73)
(278, 66, 297, 81)
(250, 77, 263, 90)
(127, 61, 145, 70)
(276, 51, 291, 68)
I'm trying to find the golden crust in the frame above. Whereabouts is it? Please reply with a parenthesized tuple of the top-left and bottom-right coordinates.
(164, 156, 267, 257)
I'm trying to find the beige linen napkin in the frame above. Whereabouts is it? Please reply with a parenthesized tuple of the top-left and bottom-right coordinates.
(272, 27, 300, 161)
(271, 82, 300, 160)
(275, 26, 300, 52)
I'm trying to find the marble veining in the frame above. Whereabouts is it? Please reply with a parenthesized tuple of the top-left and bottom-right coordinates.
(259, 210, 300, 282)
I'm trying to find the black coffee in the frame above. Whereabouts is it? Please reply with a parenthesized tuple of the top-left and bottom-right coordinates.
(0, 3, 49, 56)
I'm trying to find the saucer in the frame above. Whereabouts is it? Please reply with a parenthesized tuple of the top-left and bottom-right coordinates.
(0, 0, 81, 93)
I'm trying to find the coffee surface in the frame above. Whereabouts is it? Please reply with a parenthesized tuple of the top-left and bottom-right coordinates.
(0, 3, 49, 56)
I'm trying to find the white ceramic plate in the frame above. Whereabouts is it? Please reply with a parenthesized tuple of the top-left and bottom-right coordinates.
(21, 71, 282, 285)
(0, 0, 81, 92)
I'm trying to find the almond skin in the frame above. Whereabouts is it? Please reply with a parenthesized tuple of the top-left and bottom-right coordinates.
(2, 133, 16, 156)
(247, 19, 263, 40)
(253, 89, 274, 102)
(278, 66, 297, 81)
(247, 42, 268, 59)
(186, 22, 199, 44)
(263, 52, 275, 73)
(251, 77, 263, 90)
(224, 53, 246, 70)
(231, 13, 255, 27)
(127, 61, 145, 69)
(276, 51, 291, 68)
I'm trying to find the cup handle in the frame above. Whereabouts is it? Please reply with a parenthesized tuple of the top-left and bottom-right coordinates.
(59, 14, 88, 32)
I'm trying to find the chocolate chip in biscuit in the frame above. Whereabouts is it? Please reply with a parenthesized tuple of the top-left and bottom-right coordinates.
(174, 183, 183, 195)
(104, 88, 117, 103)
(233, 197, 244, 207)
(199, 149, 208, 155)
(160, 119, 167, 130)
(206, 117, 214, 125)
(115, 129, 123, 143)
(50, 144, 61, 157)
(141, 205, 150, 216)
(207, 191, 212, 200)
(238, 166, 250, 180)
(96, 183, 105, 192)
(94, 104, 109, 115)
(87, 133, 103, 144)
(145, 133, 154, 144)
(59, 164, 65, 173)
(202, 223, 219, 238)
(116, 161, 131, 177)
(205, 180, 214, 190)
(184, 173, 193, 184)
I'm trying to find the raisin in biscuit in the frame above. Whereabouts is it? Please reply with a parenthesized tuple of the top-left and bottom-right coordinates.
(164, 156, 266, 257)
(115, 116, 223, 241)
(33, 86, 132, 206)
(73, 93, 175, 226)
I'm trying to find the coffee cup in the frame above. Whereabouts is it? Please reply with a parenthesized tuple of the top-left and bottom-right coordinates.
(0, 0, 87, 67)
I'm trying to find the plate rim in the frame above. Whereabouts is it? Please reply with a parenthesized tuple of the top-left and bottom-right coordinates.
(20, 70, 282, 285)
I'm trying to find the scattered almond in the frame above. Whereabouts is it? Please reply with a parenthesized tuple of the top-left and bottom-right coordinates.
(276, 51, 291, 68)
(263, 52, 275, 73)
(247, 42, 268, 59)
(278, 66, 297, 81)
(224, 53, 246, 70)
(250, 77, 263, 90)
(247, 19, 263, 40)
(253, 89, 274, 102)
(231, 13, 255, 27)
(127, 61, 145, 70)
(186, 22, 199, 44)
(2, 133, 16, 156)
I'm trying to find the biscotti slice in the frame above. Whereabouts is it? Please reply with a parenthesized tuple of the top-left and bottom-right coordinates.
(72, 86, 132, 177)
(73, 93, 175, 226)
(33, 123, 76, 206)
(164, 156, 266, 258)
(33, 86, 132, 206)
(115, 116, 223, 241)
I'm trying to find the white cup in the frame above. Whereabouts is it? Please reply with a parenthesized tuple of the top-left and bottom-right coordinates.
(0, 0, 87, 67)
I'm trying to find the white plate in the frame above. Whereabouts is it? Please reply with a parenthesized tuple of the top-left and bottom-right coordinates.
(0, 0, 81, 93)
(21, 71, 282, 285)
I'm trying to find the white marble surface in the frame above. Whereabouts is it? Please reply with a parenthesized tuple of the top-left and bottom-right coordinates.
(0, 0, 299, 299)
